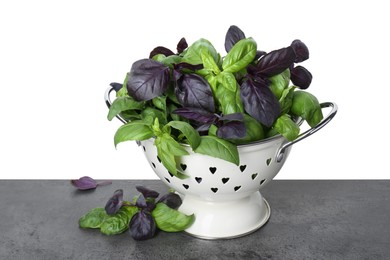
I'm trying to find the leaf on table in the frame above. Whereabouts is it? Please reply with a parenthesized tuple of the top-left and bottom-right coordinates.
(71, 176, 112, 191)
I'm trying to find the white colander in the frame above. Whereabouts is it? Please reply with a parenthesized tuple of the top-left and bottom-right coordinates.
(105, 86, 337, 239)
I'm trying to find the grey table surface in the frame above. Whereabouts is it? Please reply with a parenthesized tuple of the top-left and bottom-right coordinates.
(0, 180, 389, 260)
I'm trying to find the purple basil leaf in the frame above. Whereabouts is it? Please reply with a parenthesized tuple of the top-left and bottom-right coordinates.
(110, 82, 123, 92)
(175, 74, 215, 113)
(129, 211, 156, 241)
(136, 194, 156, 212)
(240, 78, 281, 127)
(173, 107, 217, 124)
(136, 186, 159, 199)
(217, 121, 246, 139)
(158, 193, 182, 209)
(126, 59, 170, 101)
(257, 46, 296, 77)
(71, 176, 99, 190)
(255, 50, 267, 61)
(105, 189, 124, 215)
(149, 46, 175, 59)
(136, 194, 148, 208)
(225, 25, 246, 53)
(174, 62, 204, 72)
(290, 40, 309, 63)
(291, 65, 312, 89)
(246, 64, 260, 77)
(177, 37, 188, 54)
(219, 113, 244, 122)
(196, 123, 213, 132)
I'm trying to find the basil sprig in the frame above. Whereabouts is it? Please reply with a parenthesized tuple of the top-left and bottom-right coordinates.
(79, 186, 194, 240)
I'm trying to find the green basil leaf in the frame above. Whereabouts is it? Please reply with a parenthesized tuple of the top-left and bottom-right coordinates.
(167, 121, 201, 149)
(291, 91, 323, 127)
(152, 96, 167, 113)
(162, 133, 189, 156)
(309, 107, 324, 128)
(160, 55, 183, 68)
(182, 38, 218, 66)
(217, 71, 237, 92)
(205, 74, 218, 93)
(156, 144, 177, 176)
(215, 85, 244, 115)
(79, 208, 108, 229)
(151, 53, 166, 63)
(222, 38, 257, 73)
(100, 206, 139, 235)
(279, 86, 296, 115)
(195, 136, 239, 165)
(141, 107, 167, 125)
(155, 135, 189, 177)
(107, 97, 144, 121)
(152, 117, 163, 137)
(118, 110, 141, 121)
(269, 69, 291, 99)
(114, 120, 154, 147)
(273, 114, 300, 141)
(201, 50, 221, 75)
(208, 124, 218, 136)
(152, 203, 195, 232)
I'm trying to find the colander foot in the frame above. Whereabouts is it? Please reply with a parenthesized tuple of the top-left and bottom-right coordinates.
(178, 191, 271, 239)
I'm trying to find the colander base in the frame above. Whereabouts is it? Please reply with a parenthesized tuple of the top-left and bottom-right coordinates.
(178, 191, 271, 239)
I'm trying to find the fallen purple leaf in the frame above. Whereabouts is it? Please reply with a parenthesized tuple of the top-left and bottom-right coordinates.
(71, 176, 112, 190)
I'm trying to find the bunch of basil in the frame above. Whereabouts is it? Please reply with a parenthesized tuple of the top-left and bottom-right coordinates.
(109, 25, 322, 177)
(79, 186, 194, 240)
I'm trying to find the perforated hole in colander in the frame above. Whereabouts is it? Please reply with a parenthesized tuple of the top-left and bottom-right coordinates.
(180, 164, 187, 171)
(266, 158, 271, 165)
(222, 178, 230, 184)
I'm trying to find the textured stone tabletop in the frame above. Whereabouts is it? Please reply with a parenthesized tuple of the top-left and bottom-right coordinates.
(1, 180, 389, 260)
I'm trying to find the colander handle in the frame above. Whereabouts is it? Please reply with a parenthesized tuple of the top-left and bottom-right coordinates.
(104, 85, 127, 124)
(275, 102, 338, 163)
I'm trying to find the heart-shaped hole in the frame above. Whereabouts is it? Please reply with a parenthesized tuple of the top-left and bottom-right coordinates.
(234, 186, 241, 192)
(151, 162, 156, 168)
(222, 178, 230, 184)
(195, 177, 202, 183)
(239, 165, 247, 172)
(165, 178, 170, 183)
(180, 163, 187, 171)
(260, 179, 266, 185)
(266, 158, 272, 166)
(168, 171, 174, 177)
(211, 188, 218, 193)
(209, 167, 217, 174)
(157, 156, 161, 163)
(183, 184, 189, 189)
(251, 173, 258, 180)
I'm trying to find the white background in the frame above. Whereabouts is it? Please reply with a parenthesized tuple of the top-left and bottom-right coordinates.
(1, 0, 389, 179)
